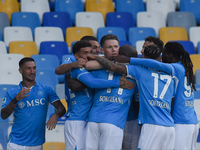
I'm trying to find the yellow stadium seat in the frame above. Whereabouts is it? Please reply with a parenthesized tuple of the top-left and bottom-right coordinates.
(43, 142, 65, 150)
(0, 0, 19, 23)
(60, 99, 68, 111)
(190, 54, 200, 75)
(9, 41, 38, 57)
(159, 27, 188, 44)
(66, 27, 94, 47)
(85, 0, 114, 21)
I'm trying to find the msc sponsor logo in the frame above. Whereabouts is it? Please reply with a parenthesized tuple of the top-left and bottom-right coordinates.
(18, 98, 46, 109)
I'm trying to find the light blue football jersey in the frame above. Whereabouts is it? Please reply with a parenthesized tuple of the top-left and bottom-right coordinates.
(127, 64, 175, 127)
(2, 82, 59, 146)
(88, 69, 136, 129)
(130, 58, 198, 124)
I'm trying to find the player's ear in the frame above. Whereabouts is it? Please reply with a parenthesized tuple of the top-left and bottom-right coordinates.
(19, 68, 22, 74)
(100, 47, 104, 54)
(74, 53, 79, 60)
(158, 56, 162, 62)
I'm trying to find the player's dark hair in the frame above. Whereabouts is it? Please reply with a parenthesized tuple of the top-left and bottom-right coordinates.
(80, 36, 98, 42)
(19, 57, 35, 68)
(145, 36, 164, 52)
(72, 40, 92, 55)
(119, 44, 138, 58)
(100, 34, 119, 48)
(144, 44, 161, 59)
(164, 42, 195, 90)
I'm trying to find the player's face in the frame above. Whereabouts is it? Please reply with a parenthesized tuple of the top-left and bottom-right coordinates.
(101, 40, 119, 58)
(19, 61, 36, 82)
(76, 47, 92, 61)
(90, 40, 100, 55)
(141, 41, 154, 57)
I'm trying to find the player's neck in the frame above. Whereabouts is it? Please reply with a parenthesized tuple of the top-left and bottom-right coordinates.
(21, 80, 35, 88)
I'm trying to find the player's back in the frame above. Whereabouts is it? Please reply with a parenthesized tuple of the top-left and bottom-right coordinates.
(127, 65, 175, 127)
(171, 62, 198, 124)
(88, 69, 135, 129)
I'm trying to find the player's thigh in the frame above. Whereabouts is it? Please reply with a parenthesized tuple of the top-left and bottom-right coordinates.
(174, 124, 199, 150)
(64, 120, 87, 150)
(7, 142, 42, 150)
(99, 123, 123, 150)
(138, 124, 174, 150)
(85, 122, 99, 150)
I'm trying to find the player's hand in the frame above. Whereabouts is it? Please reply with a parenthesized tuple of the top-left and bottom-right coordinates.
(74, 58, 87, 68)
(109, 55, 130, 63)
(15, 87, 31, 101)
(119, 76, 135, 90)
(46, 114, 58, 130)
(87, 53, 98, 60)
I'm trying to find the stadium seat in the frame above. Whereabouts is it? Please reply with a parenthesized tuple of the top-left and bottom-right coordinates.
(75, 12, 105, 37)
(167, 12, 196, 34)
(9, 41, 38, 57)
(66, 27, 94, 47)
(0, 54, 24, 69)
(0, 68, 21, 85)
(146, 0, 175, 22)
(194, 84, 200, 100)
(36, 68, 59, 90)
(119, 41, 132, 46)
(40, 41, 69, 64)
(137, 11, 166, 37)
(106, 12, 135, 37)
(198, 42, 200, 54)
(43, 142, 65, 150)
(34, 27, 64, 51)
(31, 54, 65, 83)
(11, 12, 41, 36)
(97, 27, 127, 44)
(116, 0, 145, 25)
(180, 0, 200, 24)
(195, 70, 200, 85)
(21, 0, 50, 24)
(0, 12, 9, 39)
(189, 27, 200, 48)
(159, 27, 188, 44)
(0, 41, 7, 54)
(190, 54, 200, 75)
(43, 12, 72, 37)
(170, 41, 196, 55)
(4, 27, 33, 47)
(45, 124, 65, 142)
(55, 0, 84, 25)
(136, 40, 144, 56)
(0, 121, 11, 150)
(85, 0, 114, 21)
(0, 0, 19, 23)
(128, 27, 156, 48)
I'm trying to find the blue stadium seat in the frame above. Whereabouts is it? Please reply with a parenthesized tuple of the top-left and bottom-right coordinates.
(43, 12, 72, 37)
(167, 12, 196, 34)
(198, 42, 200, 54)
(116, 0, 145, 25)
(12, 12, 41, 36)
(55, 0, 84, 25)
(195, 70, 200, 85)
(36, 68, 59, 90)
(31, 54, 65, 83)
(180, 0, 200, 24)
(171, 41, 196, 55)
(40, 41, 69, 64)
(128, 27, 156, 47)
(97, 27, 127, 44)
(0, 12, 9, 40)
(106, 12, 135, 37)
(194, 84, 200, 100)
(119, 41, 132, 46)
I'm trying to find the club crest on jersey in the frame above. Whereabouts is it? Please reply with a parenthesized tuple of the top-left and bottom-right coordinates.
(18, 101, 25, 109)
(37, 90, 44, 96)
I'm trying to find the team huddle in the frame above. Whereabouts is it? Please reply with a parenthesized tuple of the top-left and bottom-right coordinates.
(1, 34, 199, 150)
